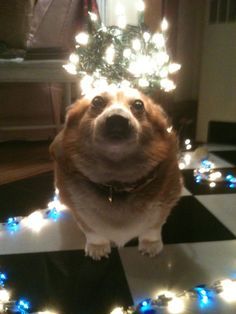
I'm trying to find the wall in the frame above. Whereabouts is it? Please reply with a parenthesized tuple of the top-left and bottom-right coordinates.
(175, 0, 205, 102)
(197, 3, 236, 142)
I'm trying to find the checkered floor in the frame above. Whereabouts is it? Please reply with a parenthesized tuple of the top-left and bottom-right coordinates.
(0, 144, 236, 314)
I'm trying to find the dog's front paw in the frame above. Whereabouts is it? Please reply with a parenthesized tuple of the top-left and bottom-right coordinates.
(138, 240, 163, 257)
(85, 242, 111, 260)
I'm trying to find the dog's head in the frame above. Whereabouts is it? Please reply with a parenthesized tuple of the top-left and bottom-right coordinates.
(51, 87, 178, 182)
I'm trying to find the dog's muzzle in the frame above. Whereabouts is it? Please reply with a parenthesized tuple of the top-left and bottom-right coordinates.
(104, 114, 132, 140)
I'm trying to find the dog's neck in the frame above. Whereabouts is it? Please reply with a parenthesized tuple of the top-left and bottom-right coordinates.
(80, 162, 162, 203)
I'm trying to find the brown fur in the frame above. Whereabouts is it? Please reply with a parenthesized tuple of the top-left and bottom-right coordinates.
(50, 88, 182, 259)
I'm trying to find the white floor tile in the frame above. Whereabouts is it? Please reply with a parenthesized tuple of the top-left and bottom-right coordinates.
(196, 194, 236, 236)
(0, 209, 85, 255)
(181, 186, 192, 196)
(119, 241, 236, 313)
(206, 144, 236, 152)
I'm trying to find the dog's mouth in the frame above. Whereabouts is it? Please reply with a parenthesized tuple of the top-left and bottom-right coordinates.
(102, 114, 133, 142)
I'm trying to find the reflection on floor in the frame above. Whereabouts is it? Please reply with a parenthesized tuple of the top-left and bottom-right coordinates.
(0, 143, 236, 314)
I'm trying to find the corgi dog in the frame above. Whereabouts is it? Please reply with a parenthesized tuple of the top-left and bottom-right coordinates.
(50, 87, 182, 260)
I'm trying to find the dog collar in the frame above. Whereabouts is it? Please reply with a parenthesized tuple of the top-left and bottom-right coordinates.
(95, 163, 161, 203)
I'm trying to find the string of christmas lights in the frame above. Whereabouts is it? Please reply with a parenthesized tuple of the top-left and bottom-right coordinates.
(0, 271, 57, 313)
(0, 189, 65, 235)
(63, 1, 181, 95)
(109, 278, 236, 314)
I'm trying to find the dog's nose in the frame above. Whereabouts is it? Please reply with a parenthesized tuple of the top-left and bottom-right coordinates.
(105, 114, 131, 140)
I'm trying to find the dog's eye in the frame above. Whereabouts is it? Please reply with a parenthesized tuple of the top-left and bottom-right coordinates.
(132, 99, 144, 112)
(91, 96, 106, 109)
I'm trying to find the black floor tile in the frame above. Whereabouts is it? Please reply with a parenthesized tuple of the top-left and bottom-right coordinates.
(182, 168, 236, 195)
(0, 172, 54, 222)
(127, 196, 235, 247)
(163, 196, 235, 243)
(0, 249, 133, 314)
(213, 150, 236, 165)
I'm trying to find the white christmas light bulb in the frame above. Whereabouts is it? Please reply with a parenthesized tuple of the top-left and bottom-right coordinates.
(185, 139, 191, 145)
(155, 51, 169, 66)
(88, 12, 98, 22)
(152, 33, 165, 48)
(143, 32, 151, 42)
(63, 63, 77, 75)
(169, 63, 181, 74)
(161, 18, 169, 32)
(75, 32, 89, 45)
(167, 297, 185, 313)
(136, 0, 145, 12)
(0, 289, 10, 303)
(105, 45, 115, 64)
(80, 75, 94, 95)
(123, 48, 132, 58)
(132, 39, 141, 51)
(160, 78, 176, 92)
(110, 307, 124, 314)
(69, 53, 79, 65)
(24, 211, 46, 232)
(209, 182, 216, 188)
(138, 78, 149, 87)
(220, 279, 236, 302)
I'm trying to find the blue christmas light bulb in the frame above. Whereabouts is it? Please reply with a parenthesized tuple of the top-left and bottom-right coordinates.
(47, 208, 61, 221)
(0, 272, 7, 287)
(6, 217, 20, 232)
(138, 298, 155, 313)
(194, 285, 211, 308)
(16, 298, 30, 313)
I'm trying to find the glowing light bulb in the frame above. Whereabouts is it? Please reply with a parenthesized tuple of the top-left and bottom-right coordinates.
(160, 68, 168, 78)
(63, 63, 77, 75)
(143, 31, 151, 42)
(179, 162, 186, 170)
(161, 18, 169, 32)
(184, 154, 191, 166)
(75, 32, 89, 45)
(80, 75, 93, 95)
(169, 63, 181, 74)
(167, 297, 185, 313)
(138, 78, 149, 87)
(121, 80, 131, 88)
(0, 289, 10, 303)
(160, 78, 176, 92)
(186, 144, 192, 150)
(88, 12, 98, 22)
(167, 126, 173, 133)
(123, 48, 132, 58)
(110, 307, 124, 314)
(23, 211, 46, 232)
(137, 0, 145, 12)
(155, 51, 169, 66)
(152, 33, 165, 48)
(132, 39, 141, 51)
(105, 45, 115, 64)
(185, 139, 191, 145)
(209, 171, 222, 181)
(209, 182, 216, 188)
(219, 279, 236, 302)
(69, 53, 79, 65)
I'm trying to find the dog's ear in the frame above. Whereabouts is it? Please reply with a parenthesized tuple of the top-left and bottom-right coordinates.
(49, 131, 64, 162)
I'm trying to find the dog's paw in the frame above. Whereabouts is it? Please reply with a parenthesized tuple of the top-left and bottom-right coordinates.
(85, 242, 111, 260)
(138, 240, 163, 257)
